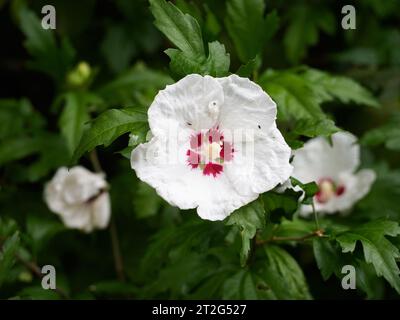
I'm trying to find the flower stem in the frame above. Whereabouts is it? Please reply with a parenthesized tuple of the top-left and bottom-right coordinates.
(256, 229, 325, 246)
(312, 201, 320, 230)
(110, 220, 125, 282)
(89, 149, 103, 173)
(88, 148, 125, 282)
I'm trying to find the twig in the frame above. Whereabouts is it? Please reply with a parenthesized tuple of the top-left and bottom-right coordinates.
(88, 148, 125, 282)
(110, 220, 125, 282)
(89, 149, 103, 173)
(15, 254, 42, 278)
(256, 229, 325, 246)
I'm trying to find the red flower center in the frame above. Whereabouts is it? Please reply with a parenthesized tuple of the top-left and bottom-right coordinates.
(315, 178, 346, 203)
(186, 127, 234, 177)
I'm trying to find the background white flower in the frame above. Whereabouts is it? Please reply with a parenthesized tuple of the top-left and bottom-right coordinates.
(131, 74, 293, 221)
(44, 166, 111, 232)
(292, 131, 376, 215)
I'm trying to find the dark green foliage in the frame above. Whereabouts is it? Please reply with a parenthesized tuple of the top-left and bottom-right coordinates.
(0, 0, 399, 300)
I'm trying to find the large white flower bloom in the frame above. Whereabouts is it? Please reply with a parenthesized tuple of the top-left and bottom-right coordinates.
(292, 131, 376, 215)
(131, 74, 292, 221)
(44, 166, 111, 232)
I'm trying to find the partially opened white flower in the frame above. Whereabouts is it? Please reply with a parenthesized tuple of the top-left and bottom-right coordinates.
(131, 74, 292, 221)
(44, 166, 111, 232)
(292, 131, 376, 216)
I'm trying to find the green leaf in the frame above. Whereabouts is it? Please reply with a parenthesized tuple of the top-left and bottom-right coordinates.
(225, 0, 279, 62)
(0, 232, 20, 288)
(259, 70, 325, 121)
(223, 269, 276, 299)
(355, 164, 400, 220)
(149, 251, 217, 298)
(292, 118, 340, 138)
(313, 238, 385, 299)
(72, 108, 148, 162)
(356, 260, 385, 299)
(0, 132, 68, 181)
(284, 5, 335, 64)
(26, 213, 65, 255)
(133, 182, 163, 219)
(0, 98, 45, 140)
(301, 68, 379, 108)
(166, 41, 229, 77)
(261, 245, 312, 299)
(17, 286, 60, 300)
(290, 177, 319, 205)
(59, 92, 92, 154)
(117, 132, 148, 159)
(273, 218, 315, 239)
(175, 0, 203, 24)
(140, 219, 226, 298)
(150, 0, 229, 77)
(149, 0, 204, 58)
(225, 198, 265, 266)
(262, 189, 302, 223)
(361, 113, 400, 150)
(0, 218, 19, 238)
(17, 5, 75, 84)
(285, 118, 340, 150)
(223, 241, 312, 299)
(190, 272, 227, 299)
(100, 25, 137, 74)
(0, 136, 44, 166)
(236, 56, 261, 78)
(25, 135, 69, 182)
(259, 67, 377, 123)
(89, 281, 138, 298)
(313, 238, 343, 280)
(203, 41, 230, 76)
(336, 220, 400, 294)
(98, 63, 173, 104)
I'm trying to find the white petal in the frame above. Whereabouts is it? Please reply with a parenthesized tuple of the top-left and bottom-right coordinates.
(224, 125, 293, 197)
(44, 166, 110, 232)
(148, 74, 224, 137)
(60, 205, 93, 232)
(91, 192, 111, 229)
(292, 131, 360, 183)
(217, 74, 277, 134)
(44, 167, 70, 213)
(300, 169, 376, 216)
(333, 169, 376, 212)
(61, 166, 107, 204)
(354, 169, 376, 199)
(131, 137, 258, 221)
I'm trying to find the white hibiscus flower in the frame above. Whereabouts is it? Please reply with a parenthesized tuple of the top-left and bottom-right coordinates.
(44, 166, 111, 232)
(131, 74, 293, 221)
(292, 131, 376, 216)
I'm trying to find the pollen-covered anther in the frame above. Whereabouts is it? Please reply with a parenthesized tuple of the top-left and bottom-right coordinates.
(202, 141, 222, 162)
(186, 128, 233, 177)
(315, 178, 346, 204)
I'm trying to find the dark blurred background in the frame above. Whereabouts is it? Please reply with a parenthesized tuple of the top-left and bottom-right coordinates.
(0, 0, 399, 299)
